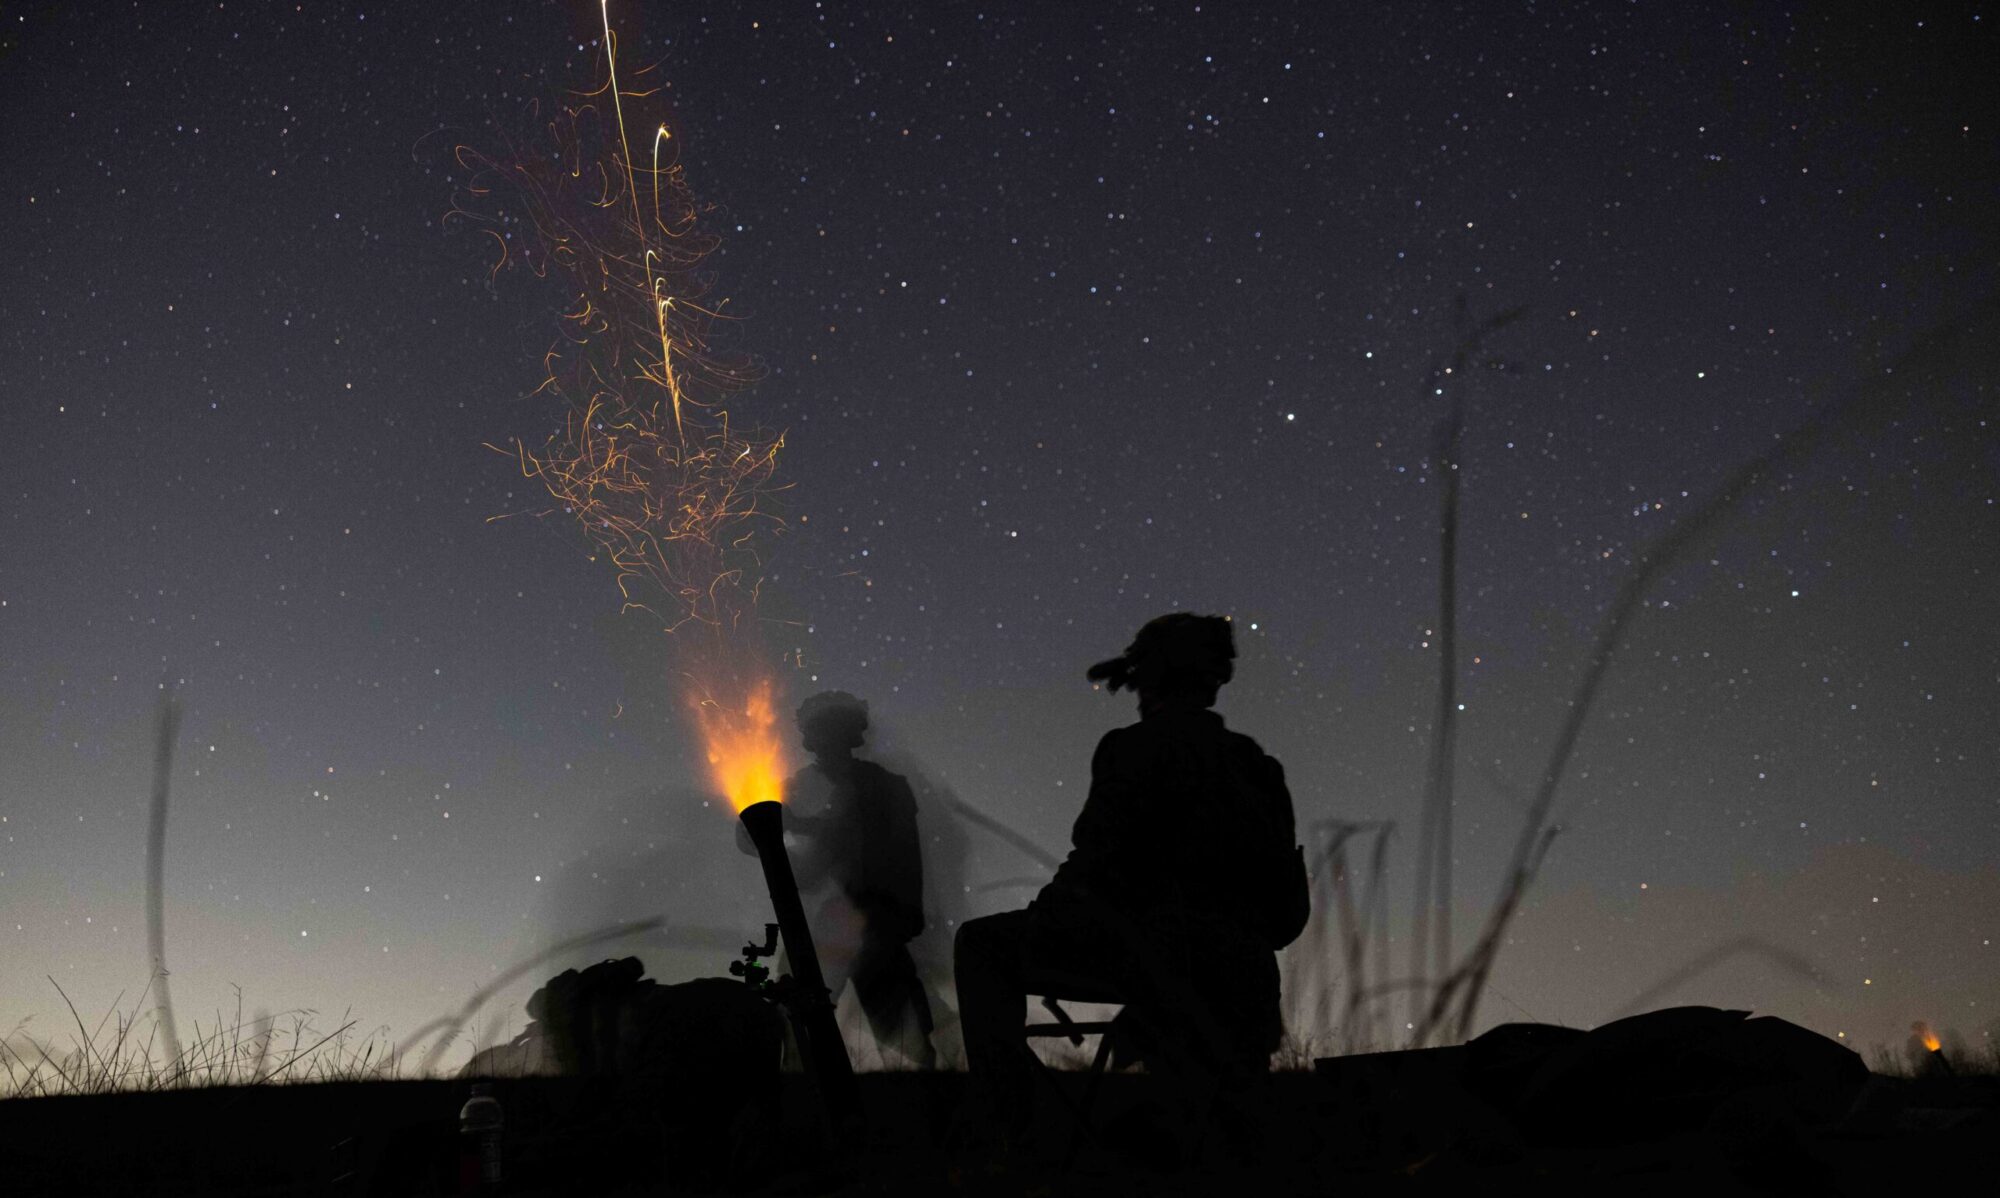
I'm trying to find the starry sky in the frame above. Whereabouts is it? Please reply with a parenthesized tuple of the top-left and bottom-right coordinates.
(2, 2, 1995, 1072)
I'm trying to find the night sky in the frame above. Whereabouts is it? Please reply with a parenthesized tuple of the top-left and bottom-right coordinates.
(3, 2, 1995, 1073)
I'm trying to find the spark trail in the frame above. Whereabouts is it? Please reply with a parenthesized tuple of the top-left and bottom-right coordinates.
(451, 3, 790, 809)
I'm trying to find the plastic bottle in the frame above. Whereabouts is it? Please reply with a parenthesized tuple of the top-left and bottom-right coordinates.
(458, 1081, 504, 1192)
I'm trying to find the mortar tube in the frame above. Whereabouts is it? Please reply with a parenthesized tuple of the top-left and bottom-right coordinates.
(738, 799, 863, 1134)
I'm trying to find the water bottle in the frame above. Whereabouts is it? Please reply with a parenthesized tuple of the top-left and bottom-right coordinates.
(459, 1081, 504, 1192)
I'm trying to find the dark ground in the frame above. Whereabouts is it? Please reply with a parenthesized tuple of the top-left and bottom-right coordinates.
(2, 1065, 1994, 1196)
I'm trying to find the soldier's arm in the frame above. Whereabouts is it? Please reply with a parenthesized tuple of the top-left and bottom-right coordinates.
(887, 773, 926, 932)
(1064, 729, 1148, 886)
(1261, 753, 1297, 843)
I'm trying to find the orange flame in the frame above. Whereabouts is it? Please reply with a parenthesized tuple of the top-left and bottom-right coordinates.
(697, 678, 786, 813)
(1914, 1021, 1941, 1052)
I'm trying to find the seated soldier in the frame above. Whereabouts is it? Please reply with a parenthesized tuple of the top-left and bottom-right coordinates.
(954, 613, 1306, 1141)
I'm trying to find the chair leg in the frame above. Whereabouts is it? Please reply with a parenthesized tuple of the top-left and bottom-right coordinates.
(1060, 1030, 1117, 1169)
(1041, 994, 1085, 1046)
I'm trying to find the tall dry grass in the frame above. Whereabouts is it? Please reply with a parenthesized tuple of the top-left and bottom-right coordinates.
(1, 976, 396, 1099)
(1402, 301, 1994, 1048)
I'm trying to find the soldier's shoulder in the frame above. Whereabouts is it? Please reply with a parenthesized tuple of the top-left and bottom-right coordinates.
(1093, 720, 1149, 754)
(1082, 722, 1139, 770)
(853, 758, 916, 794)
(1223, 727, 1286, 773)
(1222, 726, 1270, 753)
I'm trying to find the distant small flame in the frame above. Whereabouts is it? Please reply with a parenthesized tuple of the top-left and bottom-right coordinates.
(697, 677, 785, 813)
(1914, 1021, 1942, 1053)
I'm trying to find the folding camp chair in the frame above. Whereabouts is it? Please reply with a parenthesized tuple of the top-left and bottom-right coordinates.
(1021, 969, 1130, 1165)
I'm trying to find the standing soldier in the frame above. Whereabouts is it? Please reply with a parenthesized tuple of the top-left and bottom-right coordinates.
(742, 690, 936, 1065)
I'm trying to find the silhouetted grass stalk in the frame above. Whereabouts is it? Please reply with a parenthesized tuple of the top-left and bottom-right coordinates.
(1609, 937, 1822, 1021)
(1410, 302, 1524, 1045)
(1280, 818, 1394, 1057)
(145, 693, 182, 1072)
(1422, 304, 1991, 1045)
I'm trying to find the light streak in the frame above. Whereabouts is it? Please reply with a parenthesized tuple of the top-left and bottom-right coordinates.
(453, 3, 791, 806)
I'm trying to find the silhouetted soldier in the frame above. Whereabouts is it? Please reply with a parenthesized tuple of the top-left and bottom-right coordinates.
(954, 613, 1306, 1146)
(741, 690, 936, 1065)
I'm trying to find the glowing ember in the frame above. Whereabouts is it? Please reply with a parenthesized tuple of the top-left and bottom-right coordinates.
(452, 1, 786, 635)
(1915, 1021, 1942, 1052)
(697, 677, 786, 813)
(455, 1, 795, 807)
